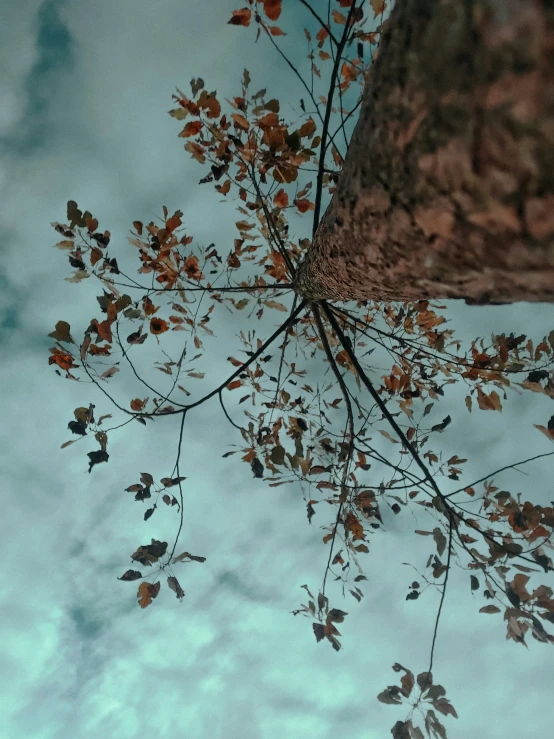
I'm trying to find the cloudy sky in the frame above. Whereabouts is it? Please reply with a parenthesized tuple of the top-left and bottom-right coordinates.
(2, 1, 554, 738)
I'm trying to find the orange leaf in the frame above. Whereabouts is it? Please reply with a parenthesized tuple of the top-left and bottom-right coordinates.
(316, 27, 328, 44)
(298, 117, 316, 138)
(48, 352, 76, 371)
(166, 214, 182, 233)
(263, 0, 282, 21)
(534, 424, 554, 441)
(332, 9, 347, 24)
(370, 0, 387, 17)
(476, 386, 502, 411)
(295, 198, 315, 213)
(269, 25, 285, 36)
(528, 525, 550, 542)
(184, 141, 206, 163)
(97, 320, 113, 343)
(137, 581, 160, 608)
(273, 188, 289, 208)
(216, 180, 231, 195)
(150, 317, 169, 335)
(143, 296, 159, 316)
(86, 216, 98, 233)
(227, 379, 242, 390)
(345, 511, 364, 540)
(228, 8, 251, 26)
(131, 398, 147, 411)
(90, 247, 103, 266)
(232, 113, 250, 131)
(179, 121, 202, 138)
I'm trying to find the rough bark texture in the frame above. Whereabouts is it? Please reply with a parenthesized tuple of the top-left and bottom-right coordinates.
(297, 0, 554, 304)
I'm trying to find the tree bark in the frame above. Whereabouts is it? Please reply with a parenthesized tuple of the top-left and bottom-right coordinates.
(297, 0, 554, 304)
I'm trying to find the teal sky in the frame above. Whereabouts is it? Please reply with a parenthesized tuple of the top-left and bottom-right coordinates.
(1, 2, 554, 738)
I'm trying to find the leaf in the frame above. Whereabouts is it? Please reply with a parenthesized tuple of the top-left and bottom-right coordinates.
(433, 528, 447, 557)
(144, 506, 155, 521)
(345, 511, 364, 540)
(263, 0, 282, 21)
(87, 450, 109, 473)
(534, 424, 554, 441)
(137, 581, 160, 608)
(251, 457, 264, 478)
(167, 575, 185, 600)
(479, 605, 501, 614)
(171, 551, 206, 563)
(273, 189, 289, 208)
(476, 386, 502, 411)
(431, 415, 451, 433)
(332, 9, 347, 24)
(264, 300, 288, 312)
(417, 671, 433, 689)
(227, 379, 242, 390)
(49, 320, 74, 344)
(179, 121, 202, 137)
(118, 570, 142, 581)
(150, 317, 169, 335)
(295, 198, 315, 213)
(470, 575, 480, 592)
(232, 113, 250, 131)
(377, 687, 402, 705)
(370, 0, 386, 17)
(270, 445, 286, 465)
(228, 8, 251, 26)
(432, 698, 458, 719)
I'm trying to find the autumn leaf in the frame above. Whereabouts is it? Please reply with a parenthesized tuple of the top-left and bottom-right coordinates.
(251, 457, 264, 478)
(118, 570, 142, 582)
(295, 198, 315, 213)
(270, 445, 286, 465)
(433, 527, 447, 556)
(345, 511, 364, 540)
(137, 581, 161, 608)
(273, 188, 289, 208)
(150, 317, 169, 334)
(48, 349, 77, 371)
(49, 320, 74, 344)
(97, 320, 113, 343)
(534, 424, 554, 441)
(232, 113, 250, 131)
(87, 449, 109, 473)
(228, 8, 251, 26)
(476, 386, 502, 411)
(264, 300, 288, 312)
(263, 0, 282, 21)
(479, 605, 501, 614)
(370, 0, 387, 17)
(179, 121, 202, 138)
(167, 575, 185, 600)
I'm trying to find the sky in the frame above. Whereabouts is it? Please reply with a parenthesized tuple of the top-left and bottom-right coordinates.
(1, 1, 554, 738)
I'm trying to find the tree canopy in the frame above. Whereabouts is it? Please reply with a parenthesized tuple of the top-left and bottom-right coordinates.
(47, 2, 554, 737)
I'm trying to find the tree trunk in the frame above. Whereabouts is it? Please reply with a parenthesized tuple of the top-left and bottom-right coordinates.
(297, 0, 554, 304)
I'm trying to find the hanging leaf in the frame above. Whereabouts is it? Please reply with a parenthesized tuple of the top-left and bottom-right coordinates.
(49, 321, 74, 344)
(228, 8, 251, 26)
(167, 575, 185, 600)
(137, 581, 161, 608)
(118, 570, 142, 582)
